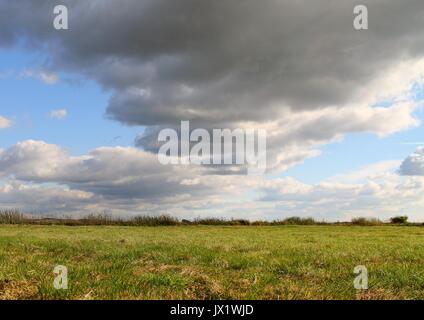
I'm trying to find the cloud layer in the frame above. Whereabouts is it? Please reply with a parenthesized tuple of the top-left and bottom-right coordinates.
(2, 0, 423, 171)
(1, 1, 424, 121)
(0, 140, 238, 202)
(0, 140, 423, 221)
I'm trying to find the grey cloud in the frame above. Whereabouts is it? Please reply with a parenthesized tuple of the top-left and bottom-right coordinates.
(399, 147, 424, 176)
(2, 141, 424, 220)
(1, 0, 424, 128)
(0, 140, 233, 201)
(0, 181, 94, 214)
(136, 103, 418, 173)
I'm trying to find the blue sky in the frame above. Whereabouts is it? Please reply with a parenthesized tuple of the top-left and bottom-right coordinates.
(284, 127, 424, 183)
(0, 48, 144, 155)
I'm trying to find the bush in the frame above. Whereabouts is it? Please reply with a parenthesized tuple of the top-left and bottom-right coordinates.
(228, 219, 251, 226)
(193, 218, 227, 225)
(274, 217, 316, 225)
(351, 217, 382, 226)
(82, 213, 117, 225)
(131, 215, 179, 226)
(390, 216, 408, 224)
(0, 209, 28, 224)
(251, 220, 271, 226)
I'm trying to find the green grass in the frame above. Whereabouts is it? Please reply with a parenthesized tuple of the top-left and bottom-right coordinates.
(1, 225, 424, 300)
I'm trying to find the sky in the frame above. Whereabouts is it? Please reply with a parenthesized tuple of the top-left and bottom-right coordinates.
(1, 0, 424, 221)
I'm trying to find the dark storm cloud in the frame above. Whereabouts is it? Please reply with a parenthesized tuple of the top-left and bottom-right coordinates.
(1, 0, 424, 128)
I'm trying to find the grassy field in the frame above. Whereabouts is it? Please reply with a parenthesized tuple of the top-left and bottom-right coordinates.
(0, 224, 424, 300)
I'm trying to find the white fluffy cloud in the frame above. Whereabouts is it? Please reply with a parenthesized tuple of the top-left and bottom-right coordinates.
(0, 140, 243, 202)
(257, 99, 419, 172)
(0, 181, 94, 214)
(256, 171, 424, 222)
(20, 69, 59, 85)
(0, 140, 260, 217)
(1, 140, 424, 221)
